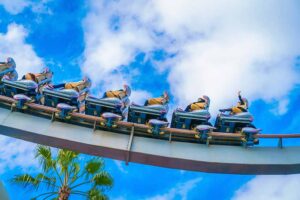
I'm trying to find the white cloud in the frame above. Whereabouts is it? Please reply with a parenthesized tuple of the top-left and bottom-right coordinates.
(82, 0, 300, 115)
(145, 177, 202, 200)
(0, 0, 30, 14)
(0, 23, 44, 77)
(232, 175, 300, 200)
(82, 1, 155, 88)
(0, 0, 52, 15)
(0, 135, 37, 173)
(0, 23, 43, 171)
(130, 90, 152, 105)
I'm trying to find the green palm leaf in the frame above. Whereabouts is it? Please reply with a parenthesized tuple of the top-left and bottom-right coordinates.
(87, 188, 107, 200)
(85, 158, 104, 175)
(11, 174, 39, 189)
(35, 145, 54, 172)
(11, 145, 113, 199)
(92, 172, 113, 187)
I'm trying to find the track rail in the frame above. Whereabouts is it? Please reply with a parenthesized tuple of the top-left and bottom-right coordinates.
(1, 95, 300, 147)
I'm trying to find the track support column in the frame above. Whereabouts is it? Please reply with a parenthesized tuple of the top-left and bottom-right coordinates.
(125, 125, 135, 165)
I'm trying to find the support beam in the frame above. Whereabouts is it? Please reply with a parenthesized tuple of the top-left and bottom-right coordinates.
(1, 107, 300, 175)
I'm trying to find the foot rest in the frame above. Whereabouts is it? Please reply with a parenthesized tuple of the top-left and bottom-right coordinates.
(101, 112, 122, 120)
(57, 103, 76, 111)
(100, 112, 122, 128)
(195, 125, 215, 132)
(148, 119, 169, 126)
(56, 103, 76, 119)
(12, 94, 31, 109)
(148, 119, 169, 136)
(195, 125, 215, 140)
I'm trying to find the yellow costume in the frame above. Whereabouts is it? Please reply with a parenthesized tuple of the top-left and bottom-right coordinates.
(145, 92, 169, 106)
(231, 102, 248, 114)
(24, 73, 52, 83)
(147, 97, 166, 105)
(65, 81, 88, 92)
(105, 90, 127, 99)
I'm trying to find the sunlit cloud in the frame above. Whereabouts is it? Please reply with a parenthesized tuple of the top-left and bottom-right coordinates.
(0, 23, 44, 77)
(232, 175, 300, 200)
(145, 177, 202, 200)
(82, 0, 300, 115)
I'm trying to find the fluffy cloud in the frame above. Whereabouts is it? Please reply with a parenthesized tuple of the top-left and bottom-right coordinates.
(0, 0, 51, 15)
(0, 0, 30, 14)
(82, 1, 155, 89)
(0, 23, 44, 77)
(82, 0, 300, 114)
(232, 175, 300, 200)
(0, 23, 43, 172)
(145, 177, 202, 200)
(0, 136, 37, 173)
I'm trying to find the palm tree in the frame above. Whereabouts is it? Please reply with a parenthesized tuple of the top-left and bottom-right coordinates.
(11, 145, 113, 200)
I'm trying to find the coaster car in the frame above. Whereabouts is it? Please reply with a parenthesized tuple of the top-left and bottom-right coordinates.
(128, 103, 168, 124)
(214, 111, 260, 146)
(128, 103, 169, 135)
(43, 78, 90, 119)
(1, 69, 52, 109)
(171, 108, 211, 129)
(215, 112, 255, 132)
(85, 95, 129, 128)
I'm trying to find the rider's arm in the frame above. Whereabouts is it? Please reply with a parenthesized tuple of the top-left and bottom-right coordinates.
(238, 95, 246, 105)
(238, 91, 245, 105)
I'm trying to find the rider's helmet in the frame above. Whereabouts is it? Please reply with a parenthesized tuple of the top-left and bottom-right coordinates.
(83, 76, 92, 88)
(199, 95, 210, 109)
(41, 67, 53, 78)
(124, 84, 131, 96)
(163, 91, 169, 104)
(41, 67, 50, 73)
(7, 57, 16, 69)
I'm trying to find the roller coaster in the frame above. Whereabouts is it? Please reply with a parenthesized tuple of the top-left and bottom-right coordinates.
(1, 60, 300, 175)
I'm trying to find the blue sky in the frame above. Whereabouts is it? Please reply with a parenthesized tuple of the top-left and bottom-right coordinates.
(1, 0, 300, 199)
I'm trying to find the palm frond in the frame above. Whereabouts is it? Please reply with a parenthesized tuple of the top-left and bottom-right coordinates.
(92, 172, 113, 187)
(57, 149, 79, 172)
(31, 191, 57, 200)
(11, 174, 40, 189)
(35, 145, 54, 172)
(35, 173, 57, 189)
(85, 158, 104, 175)
(68, 163, 80, 185)
(87, 188, 108, 200)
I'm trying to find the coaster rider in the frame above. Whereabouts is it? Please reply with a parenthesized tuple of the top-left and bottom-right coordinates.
(219, 91, 248, 114)
(144, 91, 169, 106)
(185, 95, 210, 112)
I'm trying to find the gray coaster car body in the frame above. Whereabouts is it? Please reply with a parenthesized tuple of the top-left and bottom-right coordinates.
(85, 96, 128, 119)
(214, 112, 256, 133)
(128, 103, 168, 124)
(1, 79, 38, 99)
(43, 87, 88, 113)
(171, 109, 211, 130)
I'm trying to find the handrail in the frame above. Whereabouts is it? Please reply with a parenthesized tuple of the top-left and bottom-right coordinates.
(1, 94, 300, 140)
(256, 134, 300, 138)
